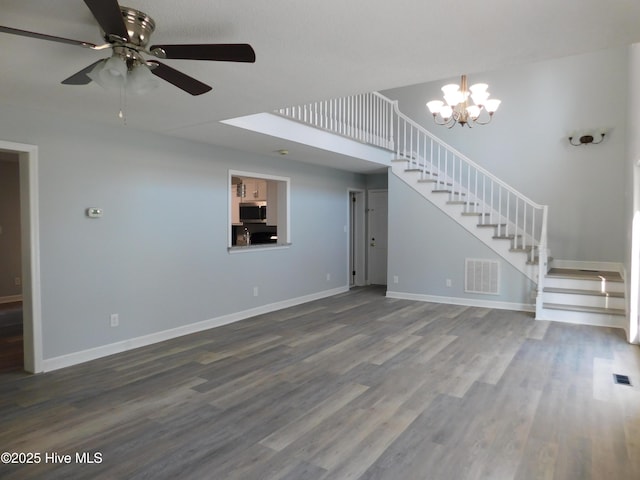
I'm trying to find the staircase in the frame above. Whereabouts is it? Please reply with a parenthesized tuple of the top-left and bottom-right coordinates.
(275, 92, 627, 327)
(390, 157, 543, 283)
(537, 267, 626, 326)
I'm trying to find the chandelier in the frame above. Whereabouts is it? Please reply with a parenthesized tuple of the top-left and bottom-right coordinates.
(426, 75, 501, 128)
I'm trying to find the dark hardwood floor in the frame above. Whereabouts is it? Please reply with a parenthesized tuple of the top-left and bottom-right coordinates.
(0, 287, 638, 479)
(0, 302, 22, 373)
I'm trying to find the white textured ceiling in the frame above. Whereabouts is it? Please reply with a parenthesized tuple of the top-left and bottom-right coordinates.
(1, 0, 639, 172)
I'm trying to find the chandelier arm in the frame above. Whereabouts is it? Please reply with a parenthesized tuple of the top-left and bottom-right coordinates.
(472, 114, 494, 126)
(432, 115, 452, 127)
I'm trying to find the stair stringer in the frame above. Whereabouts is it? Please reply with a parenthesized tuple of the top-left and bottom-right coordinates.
(391, 163, 538, 283)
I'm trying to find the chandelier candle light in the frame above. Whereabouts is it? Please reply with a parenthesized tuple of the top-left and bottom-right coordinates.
(426, 75, 501, 128)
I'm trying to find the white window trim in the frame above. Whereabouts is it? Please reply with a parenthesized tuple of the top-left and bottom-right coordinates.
(228, 169, 291, 252)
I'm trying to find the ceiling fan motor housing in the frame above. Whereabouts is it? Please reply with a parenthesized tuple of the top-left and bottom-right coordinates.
(108, 7, 156, 48)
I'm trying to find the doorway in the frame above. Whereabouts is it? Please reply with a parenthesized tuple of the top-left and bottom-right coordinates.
(367, 189, 388, 285)
(0, 140, 42, 373)
(0, 155, 23, 372)
(348, 190, 365, 287)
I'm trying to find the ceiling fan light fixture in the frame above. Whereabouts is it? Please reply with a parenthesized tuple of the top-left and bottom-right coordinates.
(87, 55, 127, 91)
(128, 63, 159, 95)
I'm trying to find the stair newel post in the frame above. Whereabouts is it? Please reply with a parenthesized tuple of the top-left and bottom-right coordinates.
(390, 100, 396, 151)
(536, 205, 549, 317)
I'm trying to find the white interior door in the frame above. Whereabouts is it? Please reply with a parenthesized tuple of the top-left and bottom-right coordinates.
(368, 190, 388, 285)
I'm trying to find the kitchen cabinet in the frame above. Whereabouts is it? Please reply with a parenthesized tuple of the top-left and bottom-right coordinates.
(241, 178, 267, 201)
(266, 181, 278, 225)
(231, 190, 241, 224)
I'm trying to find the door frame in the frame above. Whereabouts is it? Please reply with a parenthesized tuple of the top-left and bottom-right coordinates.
(347, 189, 366, 287)
(0, 140, 42, 373)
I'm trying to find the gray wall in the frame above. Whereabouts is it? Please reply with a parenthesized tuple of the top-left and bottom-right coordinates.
(0, 156, 21, 298)
(387, 172, 535, 306)
(382, 47, 628, 263)
(0, 105, 365, 360)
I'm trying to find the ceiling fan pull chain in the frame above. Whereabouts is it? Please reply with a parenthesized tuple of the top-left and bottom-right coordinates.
(118, 85, 127, 124)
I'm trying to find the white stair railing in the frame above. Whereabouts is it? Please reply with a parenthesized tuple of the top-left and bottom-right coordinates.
(276, 92, 549, 300)
(275, 92, 395, 150)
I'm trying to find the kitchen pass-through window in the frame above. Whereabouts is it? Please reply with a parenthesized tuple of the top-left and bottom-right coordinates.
(228, 170, 290, 251)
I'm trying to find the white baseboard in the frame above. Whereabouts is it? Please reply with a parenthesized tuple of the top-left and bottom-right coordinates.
(385, 291, 535, 313)
(0, 295, 22, 304)
(42, 286, 349, 372)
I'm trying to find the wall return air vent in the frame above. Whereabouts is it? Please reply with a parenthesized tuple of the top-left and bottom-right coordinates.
(465, 258, 500, 295)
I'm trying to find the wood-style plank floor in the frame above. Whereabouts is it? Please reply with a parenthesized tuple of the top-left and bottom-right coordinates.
(1, 286, 639, 479)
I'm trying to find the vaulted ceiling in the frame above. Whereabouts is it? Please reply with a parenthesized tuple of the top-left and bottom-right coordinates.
(2, 1, 639, 170)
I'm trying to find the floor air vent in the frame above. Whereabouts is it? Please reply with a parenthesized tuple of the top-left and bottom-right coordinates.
(465, 259, 500, 295)
(613, 374, 632, 386)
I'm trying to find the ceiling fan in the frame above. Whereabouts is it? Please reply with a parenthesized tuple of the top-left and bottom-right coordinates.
(0, 0, 256, 95)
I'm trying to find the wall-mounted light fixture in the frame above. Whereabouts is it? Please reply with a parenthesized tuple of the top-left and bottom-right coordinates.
(568, 133, 605, 146)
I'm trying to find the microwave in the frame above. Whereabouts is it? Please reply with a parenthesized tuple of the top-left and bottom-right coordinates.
(240, 202, 266, 222)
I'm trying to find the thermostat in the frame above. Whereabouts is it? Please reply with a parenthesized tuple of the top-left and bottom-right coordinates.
(86, 208, 103, 218)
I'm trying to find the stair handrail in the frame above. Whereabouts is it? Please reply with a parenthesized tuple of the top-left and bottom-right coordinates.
(376, 92, 545, 210)
(277, 90, 549, 301)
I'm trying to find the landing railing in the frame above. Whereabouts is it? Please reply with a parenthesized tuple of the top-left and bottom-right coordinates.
(276, 92, 549, 297)
(275, 92, 395, 150)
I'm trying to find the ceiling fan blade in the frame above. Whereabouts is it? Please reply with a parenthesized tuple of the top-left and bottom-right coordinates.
(0, 25, 97, 48)
(149, 44, 256, 63)
(147, 61, 212, 96)
(83, 0, 129, 41)
(61, 59, 104, 85)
